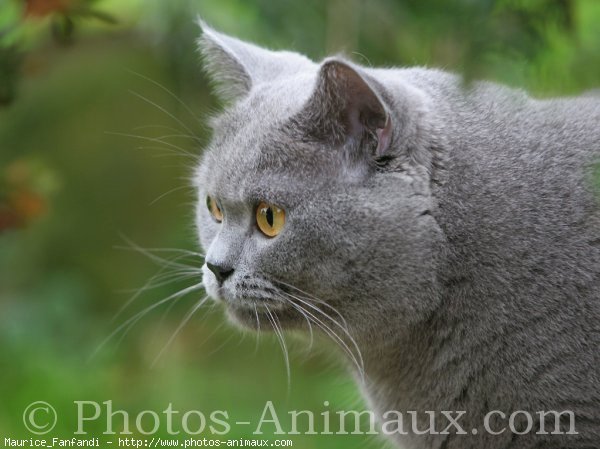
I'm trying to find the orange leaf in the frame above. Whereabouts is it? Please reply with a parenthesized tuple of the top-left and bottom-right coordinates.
(24, 0, 72, 18)
(0, 205, 21, 232)
(10, 189, 46, 221)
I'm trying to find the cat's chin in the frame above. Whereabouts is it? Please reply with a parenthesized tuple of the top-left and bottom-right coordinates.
(225, 304, 303, 331)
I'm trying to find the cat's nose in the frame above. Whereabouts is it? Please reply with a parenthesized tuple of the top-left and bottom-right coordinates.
(206, 262, 234, 284)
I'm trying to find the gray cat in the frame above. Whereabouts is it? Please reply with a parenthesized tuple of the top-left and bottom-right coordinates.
(194, 21, 600, 449)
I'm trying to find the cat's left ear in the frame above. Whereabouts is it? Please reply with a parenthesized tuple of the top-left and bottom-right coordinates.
(197, 19, 314, 102)
(300, 59, 392, 156)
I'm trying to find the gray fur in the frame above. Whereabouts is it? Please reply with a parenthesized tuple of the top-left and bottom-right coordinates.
(194, 21, 600, 449)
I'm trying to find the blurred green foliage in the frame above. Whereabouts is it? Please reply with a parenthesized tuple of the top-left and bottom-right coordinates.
(0, 0, 598, 446)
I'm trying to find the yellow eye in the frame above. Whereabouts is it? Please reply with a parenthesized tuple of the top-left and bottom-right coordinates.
(256, 201, 285, 237)
(206, 196, 223, 222)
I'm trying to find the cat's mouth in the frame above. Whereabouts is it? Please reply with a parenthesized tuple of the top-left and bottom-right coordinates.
(201, 269, 310, 330)
(225, 299, 303, 331)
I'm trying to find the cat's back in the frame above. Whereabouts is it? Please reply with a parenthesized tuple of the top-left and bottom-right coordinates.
(400, 69, 600, 448)
(409, 70, 600, 287)
(367, 67, 600, 313)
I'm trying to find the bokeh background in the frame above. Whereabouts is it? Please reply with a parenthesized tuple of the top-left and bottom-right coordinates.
(1, 0, 599, 446)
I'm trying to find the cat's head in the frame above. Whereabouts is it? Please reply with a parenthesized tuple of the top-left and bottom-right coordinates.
(194, 22, 444, 342)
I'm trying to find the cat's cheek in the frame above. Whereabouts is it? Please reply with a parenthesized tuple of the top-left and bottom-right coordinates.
(196, 217, 216, 252)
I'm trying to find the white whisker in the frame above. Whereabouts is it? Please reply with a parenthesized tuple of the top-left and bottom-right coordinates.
(282, 297, 314, 352)
(114, 271, 202, 322)
(253, 304, 261, 355)
(115, 235, 204, 270)
(265, 306, 291, 391)
(152, 133, 202, 143)
(284, 292, 365, 382)
(274, 279, 349, 329)
(133, 124, 183, 134)
(134, 144, 197, 159)
(119, 245, 204, 258)
(204, 332, 235, 357)
(106, 131, 198, 160)
(128, 90, 197, 137)
(126, 70, 202, 124)
(150, 185, 193, 205)
(117, 269, 202, 294)
(152, 295, 209, 367)
(90, 282, 204, 361)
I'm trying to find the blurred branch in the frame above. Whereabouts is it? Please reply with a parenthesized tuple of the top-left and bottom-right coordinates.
(0, 45, 22, 105)
(0, 0, 117, 107)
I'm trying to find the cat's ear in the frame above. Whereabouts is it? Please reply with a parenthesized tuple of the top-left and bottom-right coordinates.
(301, 59, 392, 156)
(197, 19, 313, 102)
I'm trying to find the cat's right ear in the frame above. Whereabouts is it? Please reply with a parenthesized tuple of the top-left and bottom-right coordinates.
(197, 19, 313, 103)
(295, 58, 392, 156)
